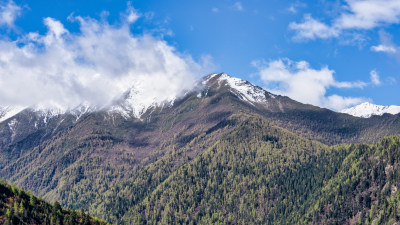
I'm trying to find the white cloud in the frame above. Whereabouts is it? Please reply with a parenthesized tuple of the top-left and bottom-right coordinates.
(124, 2, 140, 24)
(370, 30, 398, 54)
(325, 95, 367, 111)
(211, 7, 219, 13)
(289, 15, 339, 40)
(0, 0, 21, 28)
(288, 6, 297, 14)
(370, 70, 381, 85)
(287, 1, 307, 14)
(290, 0, 400, 40)
(231, 2, 244, 11)
(336, 0, 400, 29)
(44, 17, 68, 38)
(252, 58, 366, 111)
(0, 6, 211, 109)
(370, 44, 397, 53)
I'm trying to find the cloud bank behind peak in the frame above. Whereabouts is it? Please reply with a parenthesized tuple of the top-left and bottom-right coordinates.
(0, 4, 211, 110)
(253, 58, 367, 111)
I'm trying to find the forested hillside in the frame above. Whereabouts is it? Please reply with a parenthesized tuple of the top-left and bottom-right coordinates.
(118, 118, 400, 224)
(0, 179, 107, 225)
(0, 74, 400, 224)
(123, 117, 347, 224)
(303, 136, 400, 225)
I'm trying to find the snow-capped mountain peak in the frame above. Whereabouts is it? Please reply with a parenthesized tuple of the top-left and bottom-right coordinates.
(108, 84, 177, 119)
(340, 102, 400, 118)
(204, 73, 275, 104)
(1, 73, 278, 123)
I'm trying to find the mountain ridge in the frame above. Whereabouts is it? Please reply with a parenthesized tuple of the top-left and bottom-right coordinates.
(0, 73, 271, 122)
(2, 73, 399, 123)
(341, 102, 400, 118)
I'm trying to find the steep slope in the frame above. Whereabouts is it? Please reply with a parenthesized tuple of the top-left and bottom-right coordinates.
(0, 106, 25, 123)
(0, 87, 248, 223)
(302, 137, 400, 225)
(0, 73, 400, 224)
(118, 121, 400, 225)
(0, 179, 107, 225)
(204, 73, 400, 145)
(121, 116, 349, 224)
(341, 102, 400, 118)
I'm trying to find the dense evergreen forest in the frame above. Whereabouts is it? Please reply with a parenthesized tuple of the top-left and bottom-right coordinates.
(116, 118, 400, 224)
(0, 179, 107, 225)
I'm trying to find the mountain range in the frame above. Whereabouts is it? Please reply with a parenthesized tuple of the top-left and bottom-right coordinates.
(341, 102, 400, 118)
(1, 73, 400, 224)
(2, 73, 399, 123)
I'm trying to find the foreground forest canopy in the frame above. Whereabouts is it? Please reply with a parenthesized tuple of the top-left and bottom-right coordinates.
(0, 179, 107, 225)
(0, 74, 400, 224)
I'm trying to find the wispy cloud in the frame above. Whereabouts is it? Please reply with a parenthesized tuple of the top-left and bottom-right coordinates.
(287, 6, 297, 14)
(231, 2, 244, 11)
(386, 76, 397, 85)
(0, 3, 212, 109)
(211, 7, 219, 13)
(370, 30, 398, 54)
(252, 58, 367, 111)
(289, 15, 339, 40)
(124, 2, 140, 23)
(290, 0, 400, 40)
(370, 70, 381, 85)
(0, 0, 21, 28)
(371, 44, 397, 53)
(287, 1, 306, 14)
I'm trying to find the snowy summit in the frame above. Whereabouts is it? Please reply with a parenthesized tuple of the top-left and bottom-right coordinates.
(340, 102, 400, 118)
(203, 73, 276, 104)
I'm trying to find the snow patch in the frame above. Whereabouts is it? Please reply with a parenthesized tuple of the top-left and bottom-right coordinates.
(8, 119, 18, 140)
(203, 73, 219, 84)
(32, 104, 67, 124)
(71, 102, 95, 121)
(216, 73, 273, 104)
(108, 85, 176, 119)
(0, 106, 25, 122)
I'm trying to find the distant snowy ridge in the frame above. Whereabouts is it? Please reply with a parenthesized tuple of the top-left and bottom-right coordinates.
(0, 91, 176, 123)
(0, 102, 98, 123)
(340, 102, 400, 118)
(2, 74, 399, 122)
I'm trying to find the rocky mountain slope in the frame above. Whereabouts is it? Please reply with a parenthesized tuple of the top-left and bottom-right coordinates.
(0, 73, 400, 224)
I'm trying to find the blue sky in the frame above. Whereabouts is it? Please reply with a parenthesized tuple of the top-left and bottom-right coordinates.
(1, 0, 400, 110)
